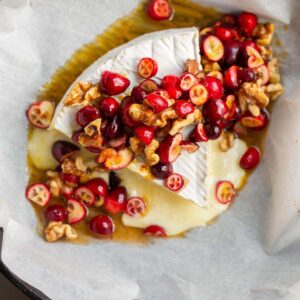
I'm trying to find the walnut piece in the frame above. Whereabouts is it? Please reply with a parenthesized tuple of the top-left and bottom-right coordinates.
(219, 132, 234, 152)
(268, 58, 281, 84)
(45, 222, 77, 242)
(169, 112, 195, 136)
(185, 59, 204, 78)
(203, 61, 221, 73)
(98, 148, 117, 164)
(46, 171, 62, 197)
(144, 139, 160, 166)
(264, 83, 284, 101)
(64, 82, 101, 106)
(78, 118, 103, 148)
(129, 136, 145, 154)
(253, 23, 275, 46)
(61, 158, 84, 176)
(248, 104, 261, 117)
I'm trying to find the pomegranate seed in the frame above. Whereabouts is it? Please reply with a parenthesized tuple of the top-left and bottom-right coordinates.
(145, 93, 168, 113)
(89, 215, 115, 235)
(76, 105, 100, 127)
(240, 146, 261, 169)
(175, 100, 195, 118)
(147, 0, 173, 21)
(135, 126, 155, 145)
(126, 197, 147, 217)
(165, 173, 184, 192)
(158, 133, 182, 164)
(104, 115, 121, 139)
(143, 225, 167, 237)
(85, 178, 108, 198)
(101, 71, 130, 95)
(99, 97, 119, 118)
(224, 65, 240, 90)
(203, 99, 228, 122)
(189, 84, 209, 106)
(67, 198, 87, 224)
(214, 26, 235, 41)
(191, 123, 209, 142)
(51, 141, 79, 162)
(215, 181, 236, 204)
(139, 79, 159, 93)
(179, 73, 198, 91)
(137, 57, 158, 78)
(161, 75, 182, 99)
(121, 102, 141, 128)
(104, 186, 127, 214)
(25, 183, 51, 207)
(238, 68, 255, 83)
(74, 186, 96, 207)
(204, 122, 222, 140)
(109, 171, 121, 191)
(131, 86, 147, 103)
(26, 101, 54, 129)
(150, 162, 173, 179)
(223, 40, 242, 66)
(44, 204, 67, 222)
(238, 12, 257, 37)
(204, 76, 223, 100)
(202, 35, 224, 61)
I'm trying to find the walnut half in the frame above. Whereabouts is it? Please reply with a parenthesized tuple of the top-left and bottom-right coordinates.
(144, 139, 160, 166)
(44, 222, 77, 242)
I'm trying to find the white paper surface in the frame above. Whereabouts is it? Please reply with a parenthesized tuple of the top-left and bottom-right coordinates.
(1, 0, 300, 299)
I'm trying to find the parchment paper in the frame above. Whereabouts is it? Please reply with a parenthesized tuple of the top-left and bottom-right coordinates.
(1, 0, 300, 299)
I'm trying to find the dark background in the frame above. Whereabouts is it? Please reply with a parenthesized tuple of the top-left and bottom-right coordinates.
(0, 273, 29, 300)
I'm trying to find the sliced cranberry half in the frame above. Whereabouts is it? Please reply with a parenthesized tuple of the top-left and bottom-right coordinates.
(85, 178, 108, 198)
(254, 64, 270, 85)
(139, 79, 159, 93)
(179, 73, 198, 91)
(44, 204, 67, 222)
(89, 215, 115, 235)
(175, 100, 195, 118)
(161, 75, 182, 99)
(238, 12, 257, 37)
(143, 225, 167, 237)
(52, 141, 79, 162)
(150, 162, 173, 179)
(108, 133, 128, 149)
(240, 110, 269, 130)
(126, 197, 147, 217)
(158, 133, 182, 164)
(202, 35, 224, 61)
(26, 101, 54, 129)
(203, 99, 228, 123)
(165, 173, 184, 192)
(137, 57, 158, 79)
(26, 183, 51, 207)
(180, 141, 199, 153)
(147, 0, 173, 21)
(246, 46, 264, 69)
(240, 146, 261, 170)
(131, 86, 147, 103)
(76, 105, 100, 127)
(67, 198, 87, 224)
(103, 148, 134, 170)
(99, 97, 119, 118)
(189, 84, 208, 106)
(101, 71, 130, 95)
(74, 186, 96, 207)
(224, 95, 239, 121)
(215, 180, 236, 205)
(204, 76, 223, 100)
(224, 65, 240, 90)
(104, 186, 127, 214)
(191, 123, 209, 142)
(145, 93, 168, 113)
(135, 126, 155, 145)
(121, 102, 141, 128)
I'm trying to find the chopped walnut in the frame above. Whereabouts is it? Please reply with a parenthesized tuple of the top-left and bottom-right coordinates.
(84, 118, 101, 136)
(144, 139, 160, 166)
(185, 59, 204, 78)
(98, 148, 117, 164)
(129, 136, 145, 154)
(253, 23, 275, 46)
(169, 112, 195, 136)
(219, 132, 235, 152)
(64, 82, 101, 106)
(45, 222, 77, 242)
(75, 157, 87, 173)
(203, 61, 221, 73)
(268, 58, 281, 84)
(264, 83, 284, 101)
(194, 108, 203, 122)
(46, 171, 62, 197)
(259, 45, 272, 61)
(78, 118, 103, 148)
(248, 104, 261, 117)
(61, 158, 84, 176)
(199, 27, 213, 36)
(94, 197, 104, 207)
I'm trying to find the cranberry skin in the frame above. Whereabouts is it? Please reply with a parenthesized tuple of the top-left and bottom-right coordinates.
(238, 68, 255, 83)
(175, 100, 195, 118)
(131, 86, 147, 103)
(44, 205, 67, 222)
(150, 162, 173, 179)
(101, 71, 130, 95)
(161, 75, 182, 99)
(89, 215, 115, 235)
(214, 26, 234, 41)
(104, 186, 127, 214)
(238, 12, 258, 37)
(240, 146, 261, 169)
(71, 130, 82, 143)
(204, 123, 222, 140)
(76, 105, 100, 127)
(109, 171, 122, 191)
(223, 40, 242, 66)
(100, 118, 109, 136)
(104, 115, 121, 140)
(52, 141, 79, 162)
(135, 126, 155, 145)
(121, 102, 141, 128)
(85, 178, 108, 198)
(203, 99, 228, 122)
(204, 76, 223, 100)
(99, 97, 119, 118)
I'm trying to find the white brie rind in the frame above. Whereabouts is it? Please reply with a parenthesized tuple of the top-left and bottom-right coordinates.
(51, 27, 201, 138)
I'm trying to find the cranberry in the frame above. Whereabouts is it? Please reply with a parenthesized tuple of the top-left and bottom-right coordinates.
(26, 183, 51, 207)
(104, 115, 121, 139)
(59, 173, 80, 185)
(89, 215, 115, 235)
(131, 86, 147, 103)
(223, 40, 242, 66)
(121, 102, 140, 128)
(222, 14, 237, 25)
(203, 99, 228, 122)
(243, 40, 259, 51)
(137, 57, 158, 79)
(147, 0, 173, 21)
(150, 162, 173, 179)
(85, 178, 108, 198)
(240, 146, 261, 169)
(100, 118, 109, 136)
(204, 122, 222, 140)
(214, 26, 235, 41)
(76, 105, 100, 127)
(239, 41, 260, 67)
(104, 186, 127, 214)
(135, 126, 155, 145)
(71, 130, 82, 143)
(190, 123, 209, 142)
(143, 225, 167, 237)
(161, 75, 182, 99)
(238, 12, 258, 37)
(175, 100, 195, 118)
(51, 141, 79, 162)
(99, 97, 119, 118)
(224, 65, 239, 90)
(238, 68, 255, 83)
(109, 171, 121, 191)
(164, 173, 184, 191)
(145, 93, 168, 113)
(101, 71, 130, 95)
(204, 76, 223, 100)
(120, 96, 132, 110)
(44, 204, 67, 222)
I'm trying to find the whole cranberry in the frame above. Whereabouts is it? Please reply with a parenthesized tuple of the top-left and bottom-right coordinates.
(161, 75, 182, 99)
(214, 26, 235, 41)
(131, 86, 147, 103)
(89, 215, 115, 235)
(52, 141, 79, 162)
(203, 99, 228, 122)
(85, 178, 108, 198)
(104, 186, 127, 214)
(238, 68, 255, 83)
(76, 105, 100, 127)
(104, 115, 121, 139)
(99, 97, 119, 118)
(223, 40, 242, 66)
(175, 100, 195, 118)
(101, 71, 130, 95)
(239, 41, 259, 67)
(44, 204, 67, 222)
(204, 122, 222, 140)
(150, 162, 173, 179)
(240, 146, 261, 169)
(204, 76, 223, 100)
(238, 12, 258, 37)
(222, 14, 237, 25)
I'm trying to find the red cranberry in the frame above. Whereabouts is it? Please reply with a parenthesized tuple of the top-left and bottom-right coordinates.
(85, 178, 108, 198)
(161, 75, 182, 99)
(243, 40, 259, 51)
(51, 141, 79, 162)
(147, 0, 173, 21)
(238, 12, 258, 37)
(135, 126, 155, 145)
(89, 215, 115, 235)
(204, 76, 223, 100)
(240, 146, 261, 169)
(145, 93, 168, 113)
(99, 97, 119, 118)
(203, 99, 228, 122)
(60, 173, 80, 185)
(131, 86, 147, 103)
(224, 65, 239, 90)
(175, 100, 195, 118)
(214, 26, 235, 41)
(104, 115, 121, 139)
(109, 171, 121, 191)
(71, 130, 82, 143)
(223, 40, 242, 66)
(44, 204, 67, 222)
(104, 186, 127, 214)
(239, 41, 259, 67)
(101, 71, 130, 95)
(222, 14, 237, 25)
(121, 102, 140, 128)
(150, 162, 173, 179)
(76, 105, 100, 127)
(143, 225, 167, 237)
(238, 68, 255, 83)
(204, 122, 222, 140)
(100, 118, 109, 136)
